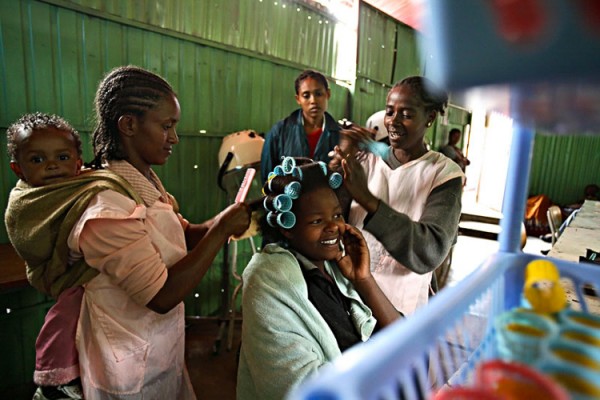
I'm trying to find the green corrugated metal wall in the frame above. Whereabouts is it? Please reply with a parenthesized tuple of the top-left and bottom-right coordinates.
(530, 135, 600, 205)
(0, 0, 350, 241)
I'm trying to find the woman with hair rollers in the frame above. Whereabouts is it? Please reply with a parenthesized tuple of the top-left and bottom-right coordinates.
(237, 157, 401, 400)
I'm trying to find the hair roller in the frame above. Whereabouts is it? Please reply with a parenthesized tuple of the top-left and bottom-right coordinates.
(317, 161, 328, 175)
(266, 211, 296, 229)
(273, 194, 292, 212)
(292, 166, 303, 180)
(284, 181, 301, 199)
(277, 211, 296, 229)
(263, 197, 274, 212)
(329, 172, 343, 189)
(266, 211, 278, 227)
(281, 157, 296, 174)
(273, 165, 285, 176)
(267, 177, 276, 194)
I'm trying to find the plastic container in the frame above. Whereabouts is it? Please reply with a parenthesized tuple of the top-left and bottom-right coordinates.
(537, 360, 600, 400)
(432, 386, 502, 400)
(494, 310, 557, 364)
(544, 336, 600, 373)
(476, 359, 569, 399)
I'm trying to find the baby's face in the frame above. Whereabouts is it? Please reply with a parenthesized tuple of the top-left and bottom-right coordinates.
(11, 127, 82, 186)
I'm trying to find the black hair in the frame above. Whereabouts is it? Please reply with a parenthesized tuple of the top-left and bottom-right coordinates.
(6, 112, 82, 162)
(294, 69, 329, 95)
(393, 76, 448, 116)
(260, 157, 341, 244)
(89, 65, 176, 168)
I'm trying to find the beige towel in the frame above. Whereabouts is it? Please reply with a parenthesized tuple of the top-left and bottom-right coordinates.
(5, 170, 142, 298)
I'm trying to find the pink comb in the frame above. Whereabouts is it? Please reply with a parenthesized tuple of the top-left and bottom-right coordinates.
(235, 168, 256, 203)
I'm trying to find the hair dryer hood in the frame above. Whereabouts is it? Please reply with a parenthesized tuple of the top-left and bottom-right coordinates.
(218, 130, 264, 172)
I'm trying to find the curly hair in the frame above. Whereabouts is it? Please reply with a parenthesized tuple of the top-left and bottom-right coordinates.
(294, 69, 329, 95)
(394, 76, 448, 116)
(260, 157, 342, 244)
(6, 112, 82, 162)
(89, 65, 176, 168)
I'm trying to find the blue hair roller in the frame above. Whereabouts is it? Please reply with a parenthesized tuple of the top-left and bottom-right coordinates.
(267, 177, 276, 193)
(273, 194, 292, 212)
(273, 165, 285, 176)
(266, 211, 296, 229)
(329, 172, 343, 189)
(281, 157, 296, 174)
(263, 197, 274, 212)
(266, 211, 278, 227)
(292, 166, 303, 180)
(284, 181, 301, 199)
(277, 211, 296, 229)
(318, 161, 328, 175)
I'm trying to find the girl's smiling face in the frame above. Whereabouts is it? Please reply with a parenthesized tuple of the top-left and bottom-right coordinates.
(384, 84, 436, 155)
(282, 186, 345, 269)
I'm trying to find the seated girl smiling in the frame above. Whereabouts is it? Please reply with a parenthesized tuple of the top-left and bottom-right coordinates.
(236, 157, 401, 400)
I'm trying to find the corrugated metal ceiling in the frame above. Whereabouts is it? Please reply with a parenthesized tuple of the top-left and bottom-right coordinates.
(363, 0, 423, 30)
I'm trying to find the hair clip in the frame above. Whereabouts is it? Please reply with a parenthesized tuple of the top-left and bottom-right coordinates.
(284, 181, 301, 199)
(281, 157, 296, 175)
(267, 211, 296, 229)
(329, 172, 343, 189)
(318, 161, 328, 176)
(291, 166, 303, 180)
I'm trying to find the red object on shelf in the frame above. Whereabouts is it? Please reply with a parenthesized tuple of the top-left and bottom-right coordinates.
(476, 359, 570, 400)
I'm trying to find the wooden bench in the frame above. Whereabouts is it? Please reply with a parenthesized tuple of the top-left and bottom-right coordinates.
(0, 243, 28, 290)
(459, 213, 527, 248)
(459, 213, 501, 241)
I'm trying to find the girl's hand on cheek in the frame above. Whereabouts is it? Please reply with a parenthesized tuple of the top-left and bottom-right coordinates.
(336, 224, 371, 282)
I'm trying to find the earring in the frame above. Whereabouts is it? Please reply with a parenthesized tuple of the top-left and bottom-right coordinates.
(426, 122, 432, 127)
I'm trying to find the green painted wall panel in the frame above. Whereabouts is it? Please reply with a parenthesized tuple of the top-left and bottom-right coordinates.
(357, 3, 396, 84)
(0, 288, 54, 388)
(393, 24, 422, 82)
(63, 0, 340, 76)
(530, 135, 600, 205)
(352, 76, 390, 126)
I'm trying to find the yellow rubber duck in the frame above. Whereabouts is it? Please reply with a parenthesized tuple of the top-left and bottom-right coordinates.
(524, 259, 567, 314)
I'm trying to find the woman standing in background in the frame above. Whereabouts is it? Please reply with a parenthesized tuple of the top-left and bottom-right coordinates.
(260, 69, 341, 184)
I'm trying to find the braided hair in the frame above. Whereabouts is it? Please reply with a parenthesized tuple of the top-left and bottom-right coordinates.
(394, 76, 448, 116)
(7, 112, 82, 162)
(260, 157, 343, 244)
(89, 65, 176, 168)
